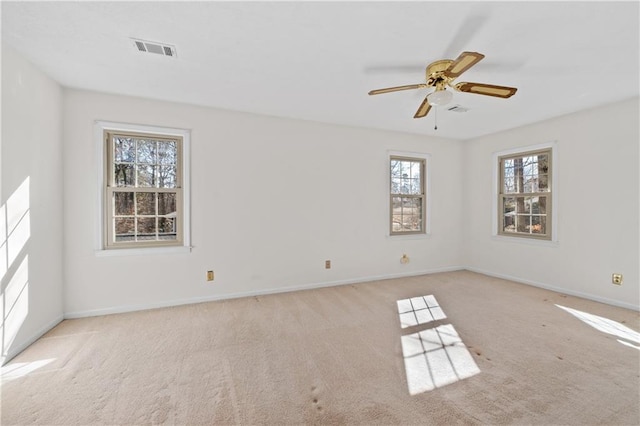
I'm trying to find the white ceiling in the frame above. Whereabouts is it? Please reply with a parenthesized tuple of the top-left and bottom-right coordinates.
(2, 1, 638, 140)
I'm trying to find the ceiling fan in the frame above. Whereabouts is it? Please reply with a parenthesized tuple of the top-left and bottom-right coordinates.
(368, 51, 517, 119)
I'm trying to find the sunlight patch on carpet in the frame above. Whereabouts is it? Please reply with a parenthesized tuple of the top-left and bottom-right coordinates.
(401, 324, 480, 395)
(1, 358, 54, 382)
(556, 304, 640, 350)
(397, 295, 446, 328)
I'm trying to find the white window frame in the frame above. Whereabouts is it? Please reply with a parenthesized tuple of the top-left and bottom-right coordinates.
(388, 151, 431, 237)
(492, 142, 558, 245)
(95, 121, 191, 256)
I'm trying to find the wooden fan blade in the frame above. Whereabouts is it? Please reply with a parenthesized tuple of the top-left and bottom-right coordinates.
(455, 82, 518, 98)
(444, 51, 485, 79)
(368, 84, 426, 96)
(413, 97, 432, 118)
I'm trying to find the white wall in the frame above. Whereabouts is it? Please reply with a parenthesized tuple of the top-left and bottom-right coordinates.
(62, 89, 464, 317)
(5, 44, 636, 338)
(463, 98, 639, 309)
(1, 44, 64, 364)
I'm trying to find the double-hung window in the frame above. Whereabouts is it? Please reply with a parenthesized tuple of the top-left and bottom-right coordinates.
(498, 148, 552, 240)
(390, 156, 426, 235)
(103, 129, 185, 249)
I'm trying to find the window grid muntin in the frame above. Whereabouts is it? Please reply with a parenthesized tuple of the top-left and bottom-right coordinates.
(111, 133, 180, 189)
(109, 187, 181, 244)
(498, 149, 552, 239)
(390, 156, 426, 235)
(106, 131, 183, 248)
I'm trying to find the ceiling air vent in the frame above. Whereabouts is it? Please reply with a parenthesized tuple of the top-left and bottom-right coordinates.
(447, 105, 469, 113)
(131, 38, 177, 58)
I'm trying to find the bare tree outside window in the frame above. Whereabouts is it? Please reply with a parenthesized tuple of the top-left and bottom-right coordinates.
(390, 156, 426, 235)
(105, 131, 183, 248)
(499, 149, 551, 239)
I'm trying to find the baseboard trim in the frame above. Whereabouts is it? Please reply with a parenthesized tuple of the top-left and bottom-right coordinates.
(64, 265, 638, 319)
(2, 315, 64, 366)
(63, 266, 464, 319)
(464, 267, 639, 311)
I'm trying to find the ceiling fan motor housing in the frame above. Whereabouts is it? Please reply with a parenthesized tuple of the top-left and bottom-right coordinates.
(426, 59, 455, 89)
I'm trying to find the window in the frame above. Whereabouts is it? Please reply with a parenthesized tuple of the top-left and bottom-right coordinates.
(498, 148, 552, 240)
(390, 156, 426, 235)
(96, 122, 190, 253)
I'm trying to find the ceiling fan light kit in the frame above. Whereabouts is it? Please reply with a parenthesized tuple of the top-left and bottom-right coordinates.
(368, 51, 517, 121)
(427, 89, 453, 106)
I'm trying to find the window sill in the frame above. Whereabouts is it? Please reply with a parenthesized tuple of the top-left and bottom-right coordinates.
(491, 235, 558, 247)
(387, 232, 431, 240)
(95, 245, 192, 257)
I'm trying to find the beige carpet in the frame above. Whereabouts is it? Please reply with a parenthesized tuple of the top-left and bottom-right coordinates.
(1, 271, 639, 425)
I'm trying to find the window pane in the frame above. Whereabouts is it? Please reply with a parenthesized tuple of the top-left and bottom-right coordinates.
(531, 216, 546, 234)
(392, 196, 423, 232)
(503, 196, 516, 232)
(406, 197, 422, 211)
(158, 141, 178, 165)
(114, 192, 134, 215)
(515, 197, 527, 214)
(115, 218, 135, 242)
(391, 177, 402, 194)
(539, 175, 548, 191)
(158, 218, 177, 240)
(514, 158, 524, 180)
(538, 154, 549, 173)
(504, 177, 515, 193)
(400, 178, 411, 194)
(404, 215, 422, 231)
(529, 197, 545, 214)
(503, 165, 514, 178)
(503, 197, 516, 215)
(137, 218, 156, 240)
(158, 193, 177, 215)
(158, 166, 177, 188)
(538, 196, 547, 214)
(114, 137, 135, 163)
(397, 160, 409, 177)
(523, 156, 537, 178)
(410, 161, 421, 181)
(136, 192, 156, 215)
(391, 196, 402, 207)
(409, 177, 421, 194)
(391, 160, 402, 179)
(392, 196, 402, 229)
(137, 165, 157, 187)
(392, 215, 403, 232)
(506, 217, 517, 233)
(114, 164, 135, 187)
(137, 140, 157, 164)
(516, 215, 529, 233)
(503, 215, 515, 233)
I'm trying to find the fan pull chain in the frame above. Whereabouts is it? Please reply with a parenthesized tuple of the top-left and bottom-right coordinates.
(434, 107, 438, 130)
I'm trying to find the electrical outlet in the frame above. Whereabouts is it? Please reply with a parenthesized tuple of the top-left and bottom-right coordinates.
(325, 260, 331, 269)
(207, 270, 214, 281)
(612, 273, 623, 285)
